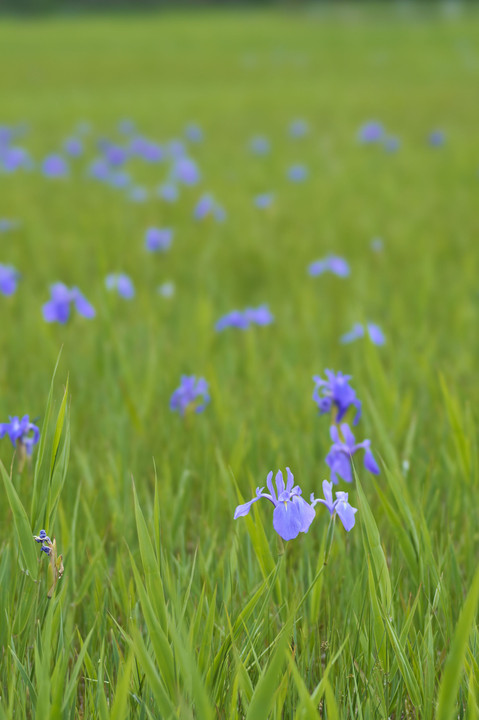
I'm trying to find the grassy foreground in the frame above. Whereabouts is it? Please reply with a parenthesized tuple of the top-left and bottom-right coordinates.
(1, 5, 479, 718)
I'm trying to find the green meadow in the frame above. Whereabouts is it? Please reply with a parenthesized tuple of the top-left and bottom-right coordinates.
(1, 5, 479, 717)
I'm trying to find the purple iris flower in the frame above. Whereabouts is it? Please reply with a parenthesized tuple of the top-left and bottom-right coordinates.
(250, 136, 270, 155)
(64, 137, 83, 157)
(145, 227, 173, 252)
(1, 147, 32, 173)
(193, 194, 225, 222)
(42, 154, 69, 178)
(157, 183, 178, 202)
(254, 193, 274, 209)
(170, 375, 209, 416)
(185, 124, 203, 143)
(105, 273, 135, 299)
(104, 144, 127, 167)
(234, 467, 316, 542)
(308, 255, 350, 278)
(311, 480, 357, 531)
(312, 370, 362, 425)
(358, 121, 384, 144)
(88, 158, 111, 182)
(173, 157, 201, 186)
(215, 305, 274, 331)
(0, 415, 40, 456)
(42, 283, 95, 324)
(0, 264, 20, 295)
(287, 164, 308, 182)
(340, 323, 385, 346)
(289, 119, 309, 138)
(429, 130, 445, 147)
(34, 529, 52, 555)
(325, 424, 380, 484)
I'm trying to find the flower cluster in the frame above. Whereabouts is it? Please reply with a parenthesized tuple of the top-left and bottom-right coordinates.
(308, 255, 350, 278)
(43, 283, 95, 324)
(215, 305, 274, 332)
(170, 375, 210, 417)
(34, 529, 52, 555)
(340, 322, 385, 346)
(234, 467, 357, 541)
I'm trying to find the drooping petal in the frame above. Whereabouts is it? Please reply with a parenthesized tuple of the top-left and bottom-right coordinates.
(364, 448, 380, 475)
(73, 289, 96, 319)
(334, 494, 358, 532)
(273, 500, 303, 541)
(294, 496, 316, 533)
(367, 323, 386, 346)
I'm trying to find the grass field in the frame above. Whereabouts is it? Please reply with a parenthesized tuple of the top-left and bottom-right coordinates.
(1, 4, 479, 718)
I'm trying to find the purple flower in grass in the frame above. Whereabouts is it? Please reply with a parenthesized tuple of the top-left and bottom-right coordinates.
(104, 144, 127, 167)
(88, 158, 110, 182)
(308, 255, 350, 278)
(326, 423, 380, 484)
(0, 415, 40, 456)
(289, 119, 309, 138)
(173, 157, 201, 185)
(244, 304, 274, 326)
(34, 529, 52, 555)
(311, 480, 357, 531)
(43, 283, 95, 324)
(234, 468, 315, 542)
(250, 136, 270, 155)
(340, 322, 385, 346)
(313, 370, 361, 425)
(215, 305, 274, 331)
(0, 265, 20, 295)
(145, 227, 173, 252)
(42, 154, 69, 178)
(358, 121, 384, 144)
(2, 147, 32, 173)
(429, 130, 445, 147)
(254, 193, 274, 209)
(194, 194, 225, 222)
(64, 137, 83, 157)
(157, 183, 178, 202)
(105, 273, 135, 299)
(170, 375, 209, 416)
(287, 164, 308, 182)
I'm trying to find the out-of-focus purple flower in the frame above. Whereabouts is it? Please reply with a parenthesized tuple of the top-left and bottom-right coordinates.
(143, 142, 165, 163)
(0, 415, 40, 456)
(104, 144, 127, 167)
(384, 136, 400, 153)
(287, 164, 308, 182)
(157, 183, 178, 202)
(109, 170, 131, 189)
(234, 467, 315, 542)
(340, 323, 365, 344)
(254, 193, 274, 209)
(42, 154, 69, 178)
(340, 323, 385, 346)
(325, 423, 380, 484)
(250, 136, 270, 155)
(0, 219, 19, 233)
(167, 139, 186, 158)
(34, 529, 52, 555)
(215, 304, 274, 331)
(308, 255, 350, 278)
(173, 156, 201, 186)
(145, 227, 173, 252)
(194, 194, 225, 222)
(311, 480, 357, 531)
(1, 146, 33, 173)
(312, 370, 362, 425)
(88, 158, 111, 182)
(157, 281, 175, 298)
(64, 137, 83, 157)
(170, 375, 209, 416)
(105, 273, 135, 299)
(0, 265, 20, 295)
(129, 186, 148, 203)
(289, 119, 309, 138)
(429, 129, 445, 147)
(185, 123, 203, 143)
(358, 121, 384, 144)
(42, 283, 95, 324)
(371, 237, 384, 252)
